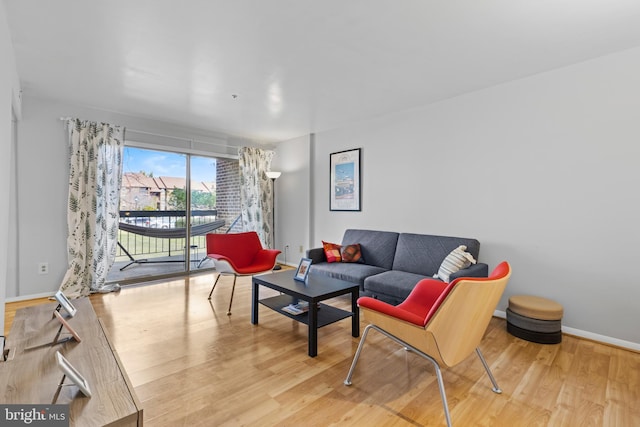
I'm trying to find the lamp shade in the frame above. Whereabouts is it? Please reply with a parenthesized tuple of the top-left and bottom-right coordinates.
(265, 171, 282, 180)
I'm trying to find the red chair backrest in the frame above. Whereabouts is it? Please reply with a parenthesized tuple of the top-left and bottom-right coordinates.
(206, 232, 264, 268)
(427, 261, 512, 366)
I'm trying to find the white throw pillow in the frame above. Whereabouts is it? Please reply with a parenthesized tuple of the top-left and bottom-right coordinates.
(434, 245, 477, 282)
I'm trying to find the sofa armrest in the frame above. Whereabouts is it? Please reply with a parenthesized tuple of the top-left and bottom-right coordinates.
(306, 247, 326, 264)
(449, 262, 489, 281)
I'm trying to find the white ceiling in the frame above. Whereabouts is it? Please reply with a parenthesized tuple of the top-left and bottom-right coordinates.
(5, 0, 640, 142)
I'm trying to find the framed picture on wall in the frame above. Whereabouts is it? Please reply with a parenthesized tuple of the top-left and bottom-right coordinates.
(330, 148, 361, 211)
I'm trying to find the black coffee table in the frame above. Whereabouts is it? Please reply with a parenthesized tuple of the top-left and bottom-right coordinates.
(251, 270, 359, 357)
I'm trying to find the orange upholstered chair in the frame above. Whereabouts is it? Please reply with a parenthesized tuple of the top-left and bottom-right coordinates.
(345, 262, 512, 427)
(206, 232, 281, 315)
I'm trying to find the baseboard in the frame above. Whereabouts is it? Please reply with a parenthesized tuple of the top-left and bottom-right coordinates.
(5, 292, 55, 303)
(494, 310, 640, 352)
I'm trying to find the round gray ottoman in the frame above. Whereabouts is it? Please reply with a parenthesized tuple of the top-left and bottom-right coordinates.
(507, 295, 563, 344)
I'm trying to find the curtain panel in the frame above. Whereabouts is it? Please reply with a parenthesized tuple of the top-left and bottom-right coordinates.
(59, 119, 124, 298)
(238, 147, 274, 248)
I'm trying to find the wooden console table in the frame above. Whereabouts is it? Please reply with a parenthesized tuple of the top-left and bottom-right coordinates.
(0, 298, 142, 427)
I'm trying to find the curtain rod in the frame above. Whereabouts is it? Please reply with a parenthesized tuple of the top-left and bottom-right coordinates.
(60, 116, 237, 150)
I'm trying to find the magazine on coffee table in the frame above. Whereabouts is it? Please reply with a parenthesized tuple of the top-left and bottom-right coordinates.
(282, 301, 309, 315)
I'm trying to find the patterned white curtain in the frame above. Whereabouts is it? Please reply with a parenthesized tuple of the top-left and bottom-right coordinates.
(59, 119, 124, 298)
(238, 147, 274, 248)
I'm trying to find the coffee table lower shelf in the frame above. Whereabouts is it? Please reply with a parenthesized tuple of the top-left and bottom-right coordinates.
(259, 294, 353, 327)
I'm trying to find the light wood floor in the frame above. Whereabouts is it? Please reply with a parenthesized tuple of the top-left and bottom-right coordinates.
(5, 274, 640, 426)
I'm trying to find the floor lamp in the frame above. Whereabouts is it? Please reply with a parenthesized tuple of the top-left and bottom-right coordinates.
(266, 171, 282, 270)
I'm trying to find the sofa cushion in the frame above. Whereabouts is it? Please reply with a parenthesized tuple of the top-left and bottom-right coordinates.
(310, 262, 387, 287)
(434, 245, 477, 282)
(341, 243, 363, 263)
(363, 270, 430, 304)
(392, 233, 481, 277)
(322, 241, 342, 263)
(341, 229, 399, 270)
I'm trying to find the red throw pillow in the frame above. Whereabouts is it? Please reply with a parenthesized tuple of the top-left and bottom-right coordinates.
(322, 241, 342, 263)
(341, 243, 362, 263)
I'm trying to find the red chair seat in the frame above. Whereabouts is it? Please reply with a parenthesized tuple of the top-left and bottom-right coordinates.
(358, 278, 453, 326)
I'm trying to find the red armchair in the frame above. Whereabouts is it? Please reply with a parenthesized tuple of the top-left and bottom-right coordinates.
(206, 232, 281, 315)
(345, 262, 512, 426)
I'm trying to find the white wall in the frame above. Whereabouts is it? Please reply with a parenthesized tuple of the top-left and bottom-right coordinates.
(286, 47, 640, 347)
(0, 2, 21, 334)
(14, 97, 68, 298)
(13, 95, 267, 300)
(272, 135, 311, 266)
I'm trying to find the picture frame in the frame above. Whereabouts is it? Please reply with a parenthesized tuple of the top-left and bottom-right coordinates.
(54, 310, 82, 343)
(330, 148, 361, 211)
(294, 258, 312, 282)
(53, 290, 77, 317)
(55, 351, 92, 397)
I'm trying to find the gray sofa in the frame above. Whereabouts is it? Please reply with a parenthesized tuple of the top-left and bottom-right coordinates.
(307, 229, 488, 305)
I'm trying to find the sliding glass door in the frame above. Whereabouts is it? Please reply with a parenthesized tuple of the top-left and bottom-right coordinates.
(107, 147, 220, 284)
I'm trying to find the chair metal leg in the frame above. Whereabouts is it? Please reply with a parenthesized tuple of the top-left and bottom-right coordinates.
(227, 275, 237, 316)
(208, 274, 222, 300)
(344, 324, 453, 427)
(344, 324, 374, 385)
(475, 348, 502, 394)
(430, 359, 453, 427)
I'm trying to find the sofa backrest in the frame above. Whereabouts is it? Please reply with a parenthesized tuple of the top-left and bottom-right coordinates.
(392, 233, 481, 277)
(341, 229, 399, 270)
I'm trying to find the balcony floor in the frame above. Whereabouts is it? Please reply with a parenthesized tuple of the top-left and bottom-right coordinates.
(108, 254, 215, 284)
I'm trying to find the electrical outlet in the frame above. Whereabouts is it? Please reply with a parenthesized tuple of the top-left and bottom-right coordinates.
(38, 262, 49, 275)
(299, 245, 304, 253)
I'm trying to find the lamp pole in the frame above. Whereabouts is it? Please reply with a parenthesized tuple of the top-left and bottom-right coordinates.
(265, 171, 282, 270)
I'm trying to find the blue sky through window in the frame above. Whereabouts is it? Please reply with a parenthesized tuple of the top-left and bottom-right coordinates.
(123, 147, 216, 182)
